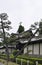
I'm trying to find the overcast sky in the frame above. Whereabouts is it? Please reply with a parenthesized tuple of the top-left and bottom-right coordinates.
(0, 0, 42, 33)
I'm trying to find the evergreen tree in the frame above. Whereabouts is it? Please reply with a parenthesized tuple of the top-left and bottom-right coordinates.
(18, 22, 24, 33)
(39, 20, 42, 35)
(30, 19, 42, 35)
(0, 13, 11, 65)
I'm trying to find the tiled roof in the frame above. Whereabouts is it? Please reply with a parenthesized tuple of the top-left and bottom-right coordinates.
(18, 35, 42, 44)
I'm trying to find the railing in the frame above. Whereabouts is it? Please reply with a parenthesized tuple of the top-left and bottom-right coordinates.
(16, 58, 38, 65)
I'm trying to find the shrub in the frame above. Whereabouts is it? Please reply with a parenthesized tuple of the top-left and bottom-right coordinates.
(2, 61, 5, 64)
(16, 58, 34, 65)
(17, 55, 42, 64)
(13, 50, 19, 56)
(16, 58, 21, 65)
(0, 59, 2, 62)
(10, 54, 14, 59)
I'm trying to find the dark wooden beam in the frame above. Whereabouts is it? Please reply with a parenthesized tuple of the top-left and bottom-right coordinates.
(32, 44, 34, 55)
(39, 43, 40, 55)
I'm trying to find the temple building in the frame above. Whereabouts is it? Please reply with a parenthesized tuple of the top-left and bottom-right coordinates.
(16, 30, 42, 57)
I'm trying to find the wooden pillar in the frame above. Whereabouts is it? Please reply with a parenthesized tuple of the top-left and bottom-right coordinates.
(27, 46, 28, 54)
(39, 43, 40, 55)
(32, 44, 34, 55)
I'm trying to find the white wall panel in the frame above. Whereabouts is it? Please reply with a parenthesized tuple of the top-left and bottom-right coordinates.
(28, 45, 32, 54)
(40, 43, 42, 55)
(24, 47, 27, 54)
(34, 44, 39, 55)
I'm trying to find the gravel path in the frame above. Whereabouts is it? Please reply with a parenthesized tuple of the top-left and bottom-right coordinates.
(0, 63, 4, 65)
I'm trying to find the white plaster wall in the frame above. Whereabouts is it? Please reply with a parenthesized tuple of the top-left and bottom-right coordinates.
(24, 47, 27, 54)
(40, 43, 42, 55)
(0, 49, 5, 53)
(34, 44, 39, 55)
(28, 45, 32, 54)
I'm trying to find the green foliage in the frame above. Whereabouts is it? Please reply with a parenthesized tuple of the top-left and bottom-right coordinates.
(9, 54, 14, 59)
(21, 30, 33, 38)
(13, 50, 19, 56)
(0, 13, 11, 43)
(30, 22, 38, 30)
(16, 58, 34, 65)
(0, 42, 3, 46)
(0, 59, 19, 65)
(17, 55, 42, 64)
(0, 53, 14, 59)
(39, 22, 42, 34)
(8, 33, 18, 46)
(0, 53, 42, 65)
(18, 24, 24, 33)
(30, 20, 42, 35)
(0, 53, 7, 59)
